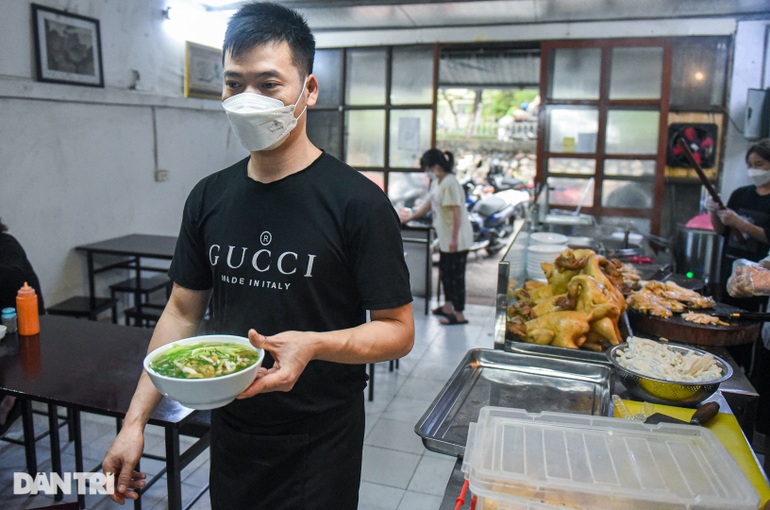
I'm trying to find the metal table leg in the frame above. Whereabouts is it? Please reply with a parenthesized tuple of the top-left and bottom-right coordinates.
(165, 426, 182, 510)
(47, 404, 63, 501)
(20, 399, 37, 475)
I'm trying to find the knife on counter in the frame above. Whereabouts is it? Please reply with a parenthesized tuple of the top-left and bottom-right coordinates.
(714, 311, 770, 321)
(645, 401, 720, 426)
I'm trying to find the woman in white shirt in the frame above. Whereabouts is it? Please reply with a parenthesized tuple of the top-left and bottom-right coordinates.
(402, 149, 474, 325)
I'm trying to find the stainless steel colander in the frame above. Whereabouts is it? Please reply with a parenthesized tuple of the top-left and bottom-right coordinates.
(607, 342, 733, 408)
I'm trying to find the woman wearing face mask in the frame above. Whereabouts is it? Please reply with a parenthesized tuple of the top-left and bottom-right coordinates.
(710, 139, 770, 308)
(708, 139, 770, 374)
(401, 149, 474, 325)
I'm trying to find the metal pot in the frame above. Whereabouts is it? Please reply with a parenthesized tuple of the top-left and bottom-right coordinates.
(600, 238, 643, 259)
(673, 226, 722, 285)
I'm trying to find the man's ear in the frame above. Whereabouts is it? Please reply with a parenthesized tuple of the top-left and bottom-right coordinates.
(305, 74, 319, 108)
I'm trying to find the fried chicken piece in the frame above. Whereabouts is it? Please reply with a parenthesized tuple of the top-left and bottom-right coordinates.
(580, 254, 627, 312)
(626, 288, 685, 318)
(507, 300, 534, 321)
(555, 275, 623, 346)
(598, 257, 628, 293)
(531, 294, 568, 318)
(544, 249, 587, 294)
(522, 311, 593, 349)
(660, 281, 715, 309)
(527, 281, 554, 305)
(681, 311, 729, 327)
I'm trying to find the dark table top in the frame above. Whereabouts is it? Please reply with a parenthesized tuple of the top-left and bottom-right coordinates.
(0, 315, 193, 426)
(75, 234, 177, 260)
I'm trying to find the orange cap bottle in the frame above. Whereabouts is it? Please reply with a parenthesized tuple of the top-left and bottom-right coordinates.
(17, 282, 40, 336)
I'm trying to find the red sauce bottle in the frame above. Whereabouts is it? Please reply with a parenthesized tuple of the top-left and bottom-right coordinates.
(17, 282, 40, 336)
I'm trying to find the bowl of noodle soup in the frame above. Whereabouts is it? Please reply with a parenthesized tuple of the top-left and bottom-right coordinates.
(144, 334, 264, 410)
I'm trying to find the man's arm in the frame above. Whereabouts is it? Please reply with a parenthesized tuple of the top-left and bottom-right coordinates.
(102, 283, 211, 503)
(238, 303, 415, 395)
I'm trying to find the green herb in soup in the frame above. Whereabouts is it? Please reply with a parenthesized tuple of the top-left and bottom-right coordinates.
(150, 342, 258, 379)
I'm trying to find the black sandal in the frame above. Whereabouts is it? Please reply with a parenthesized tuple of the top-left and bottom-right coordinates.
(440, 313, 469, 326)
(432, 306, 450, 317)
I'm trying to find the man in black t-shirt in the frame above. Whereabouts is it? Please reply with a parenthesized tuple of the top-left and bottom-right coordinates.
(102, 4, 414, 509)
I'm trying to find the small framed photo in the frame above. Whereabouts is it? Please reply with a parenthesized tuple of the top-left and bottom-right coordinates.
(185, 42, 224, 100)
(32, 4, 104, 87)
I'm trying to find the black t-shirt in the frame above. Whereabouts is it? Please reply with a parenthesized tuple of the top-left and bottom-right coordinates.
(168, 152, 412, 428)
(719, 185, 770, 309)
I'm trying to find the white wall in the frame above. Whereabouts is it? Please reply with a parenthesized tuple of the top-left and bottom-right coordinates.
(0, 0, 246, 307)
(721, 20, 770, 199)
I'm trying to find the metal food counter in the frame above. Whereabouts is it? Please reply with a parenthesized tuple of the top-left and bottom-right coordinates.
(422, 200, 764, 509)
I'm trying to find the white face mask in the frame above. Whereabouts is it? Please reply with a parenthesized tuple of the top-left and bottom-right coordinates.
(748, 168, 770, 187)
(222, 79, 308, 152)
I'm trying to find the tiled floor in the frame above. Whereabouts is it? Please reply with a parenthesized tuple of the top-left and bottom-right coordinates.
(0, 297, 497, 509)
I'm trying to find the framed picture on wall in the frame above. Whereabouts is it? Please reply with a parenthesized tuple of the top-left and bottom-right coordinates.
(184, 42, 223, 100)
(32, 4, 104, 87)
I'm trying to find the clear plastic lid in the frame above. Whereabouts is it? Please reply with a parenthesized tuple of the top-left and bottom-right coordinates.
(462, 407, 760, 510)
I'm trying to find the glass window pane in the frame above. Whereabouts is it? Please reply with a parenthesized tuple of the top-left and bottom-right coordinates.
(389, 171, 430, 211)
(345, 48, 387, 105)
(391, 47, 434, 105)
(345, 110, 385, 167)
(609, 47, 663, 100)
(601, 179, 654, 209)
(313, 49, 342, 106)
(360, 171, 384, 191)
(547, 177, 594, 208)
(389, 109, 432, 168)
(670, 37, 728, 108)
(604, 159, 655, 177)
(550, 48, 601, 100)
(307, 110, 342, 159)
(547, 158, 596, 175)
(605, 110, 659, 154)
(547, 107, 599, 153)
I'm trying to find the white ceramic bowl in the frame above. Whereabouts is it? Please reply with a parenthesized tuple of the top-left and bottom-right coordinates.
(144, 334, 264, 410)
(530, 232, 568, 245)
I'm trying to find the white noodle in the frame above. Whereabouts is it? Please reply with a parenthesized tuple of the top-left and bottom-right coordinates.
(615, 336, 723, 382)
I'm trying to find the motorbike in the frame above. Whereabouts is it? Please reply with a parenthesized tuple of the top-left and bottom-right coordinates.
(487, 158, 532, 194)
(468, 188, 530, 256)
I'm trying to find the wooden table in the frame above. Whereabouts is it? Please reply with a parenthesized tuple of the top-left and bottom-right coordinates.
(0, 315, 208, 510)
(76, 234, 177, 323)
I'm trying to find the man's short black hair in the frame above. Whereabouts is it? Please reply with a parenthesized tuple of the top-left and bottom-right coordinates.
(223, 2, 315, 76)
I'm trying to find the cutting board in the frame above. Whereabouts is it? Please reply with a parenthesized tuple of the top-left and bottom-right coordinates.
(627, 305, 761, 346)
(616, 399, 770, 508)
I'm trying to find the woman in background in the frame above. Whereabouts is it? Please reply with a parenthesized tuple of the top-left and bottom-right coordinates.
(711, 140, 770, 449)
(710, 139, 770, 311)
(402, 149, 474, 325)
(0, 218, 45, 434)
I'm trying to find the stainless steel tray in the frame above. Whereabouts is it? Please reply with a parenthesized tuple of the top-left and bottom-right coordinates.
(414, 348, 613, 457)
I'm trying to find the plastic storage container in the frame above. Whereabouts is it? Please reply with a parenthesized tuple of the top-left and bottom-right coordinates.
(462, 407, 760, 510)
(16, 282, 40, 336)
(1, 307, 18, 333)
